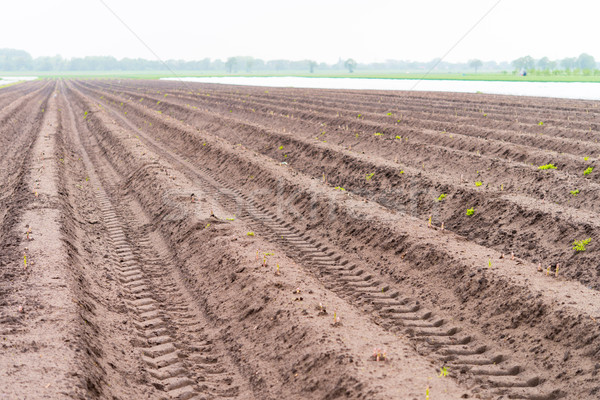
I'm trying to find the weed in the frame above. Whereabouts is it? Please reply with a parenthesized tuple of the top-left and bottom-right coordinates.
(374, 132, 383, 136)
(572, 238, 591, 252)
(334, 186, 346, 191)
(488, 259, 492, 268)
(426, 386, 430, 400)
(584, 156, 589, 161)
(466, 208, 475, 216)
(247, 232, 255, 236)
(584, 167, 594, 175)
(278, 145, 283, 150)
(395, 135, 402, 139)
(437, 193, 447, 202)
(538, 121, 544, 126)
(226, 217, 235, 221)
(570, 189, 579, 196)
(475, 181, 482, 187)
(555, 263, 560, 277)
(538, 164, 557, 170)
(275, 263, 280, 276)
(366, 172, 375, 181)
(386, 112, 393, 116)
(23, 253, 27, 270)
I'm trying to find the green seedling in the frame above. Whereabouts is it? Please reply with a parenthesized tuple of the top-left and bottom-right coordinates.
(428, 214, 432, 228)
(247, 232, 255, 236)
(570, 189, 579, 196)
(395, 135, 402, 139)
(426, 386, 430, 400)
(439, 366, 448, 377)
(584, 156, 589, 161)
(275, 263, 280, 275)
(538, 164, 557, 170)
(279, 145, 283, 150)
(573, 238, 591, 252)
(437, 193, 447, 202)
(204, 223, 211, 229)
(334, 186, 346, 191)
(538, 121, 544, 126)
(584, 167, 594, 176)
(466, 208, 475, 216)
(475, 181, 482, 187)
(374, 132, 383, 136)
(226, 217, 235, 221)
(488, 259, 492, 269)
(23, 253, 27, 269)
(386, 112, 393, 116)
(366, 173, 375, 181)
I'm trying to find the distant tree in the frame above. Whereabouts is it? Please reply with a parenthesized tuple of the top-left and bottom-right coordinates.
(308, 60, 317, 73)
(468, 59, 483, 73)
(512, 55, 535, 71)
(560, 57, 576, 71)
(225, 57, 237, 73)
(0, 48, 33, 70)
(537, 57, 550, 70)
(577, 53, 596, 70)
(344, 58, 357, 73)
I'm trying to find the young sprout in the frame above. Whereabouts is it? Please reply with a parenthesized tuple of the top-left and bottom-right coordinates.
(437, 193, 446, 202)
(501, 184, 504, 191)
(488, 259, 492, 269)
(511, 252, 515, 260)
(441, 222, 444, 231)
(466, 208, 475, 216)
(373, 348, 387, 362)
(475, 181, 482, 187)
(546, 266, 551, 276)
(256, 249, 259, 261)
(275, 263, 280, 275)
(426, 386, 430, 400)
(365, 172, 375, 181)
(247, 232, 255, 236)
(439, 366, 448, 377)
(537, 262, 542, 272)
(428, 215, 432, 228)
(570, 189, 579, 196)
(538, 164, 557, 170)
(572, 238, 591, 252)
(584, 167, 594, 176)
(23, 253, 27, 270)
(555, 263, 560, 277)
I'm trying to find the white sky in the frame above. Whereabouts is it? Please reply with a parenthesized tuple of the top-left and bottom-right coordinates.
(1, 0, 599, 64)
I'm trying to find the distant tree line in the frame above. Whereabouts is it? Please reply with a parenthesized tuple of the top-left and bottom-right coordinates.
(0, 48, 598, 75)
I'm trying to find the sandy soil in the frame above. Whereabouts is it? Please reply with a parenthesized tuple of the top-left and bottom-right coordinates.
(1, 79, 599, 399)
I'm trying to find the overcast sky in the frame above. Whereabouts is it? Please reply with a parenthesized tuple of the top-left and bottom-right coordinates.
(2, 0, 598, 64)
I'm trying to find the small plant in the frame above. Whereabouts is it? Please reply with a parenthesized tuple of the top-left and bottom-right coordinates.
(538, 121, 544, 126)
(475, 181, 482, 187)
(584, 156, 589, 161)
(374, 132, 383, 136)
(226, 217, 235, 221)
(572, 238, 591, 252)
(395, 135, 401, 139)
(334, 186, 346, 191)
(488, 259, 492, 269)
(278, 145, 283, 150)
(23, 253, 27, 270)
(365, 172, 375, 181)
(386, 112, 393, 116)
(437, 193, 447, 202)
(584, 167, 594, 176)
(538, 164, 557, 170)
(439, 366, 448, 377)
(373, 348, 387, 362)
(247, 232, 255, 236)
(570, 189, 579, 196)
(466, 208, 475, 216)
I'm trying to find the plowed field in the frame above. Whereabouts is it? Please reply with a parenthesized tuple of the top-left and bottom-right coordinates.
(1, 79, 599, 400)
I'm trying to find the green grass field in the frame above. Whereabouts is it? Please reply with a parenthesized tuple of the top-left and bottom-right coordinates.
(2, 70, 600, 82)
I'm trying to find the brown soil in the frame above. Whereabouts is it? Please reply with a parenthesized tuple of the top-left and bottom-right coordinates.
(1, 79, 599, 400)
